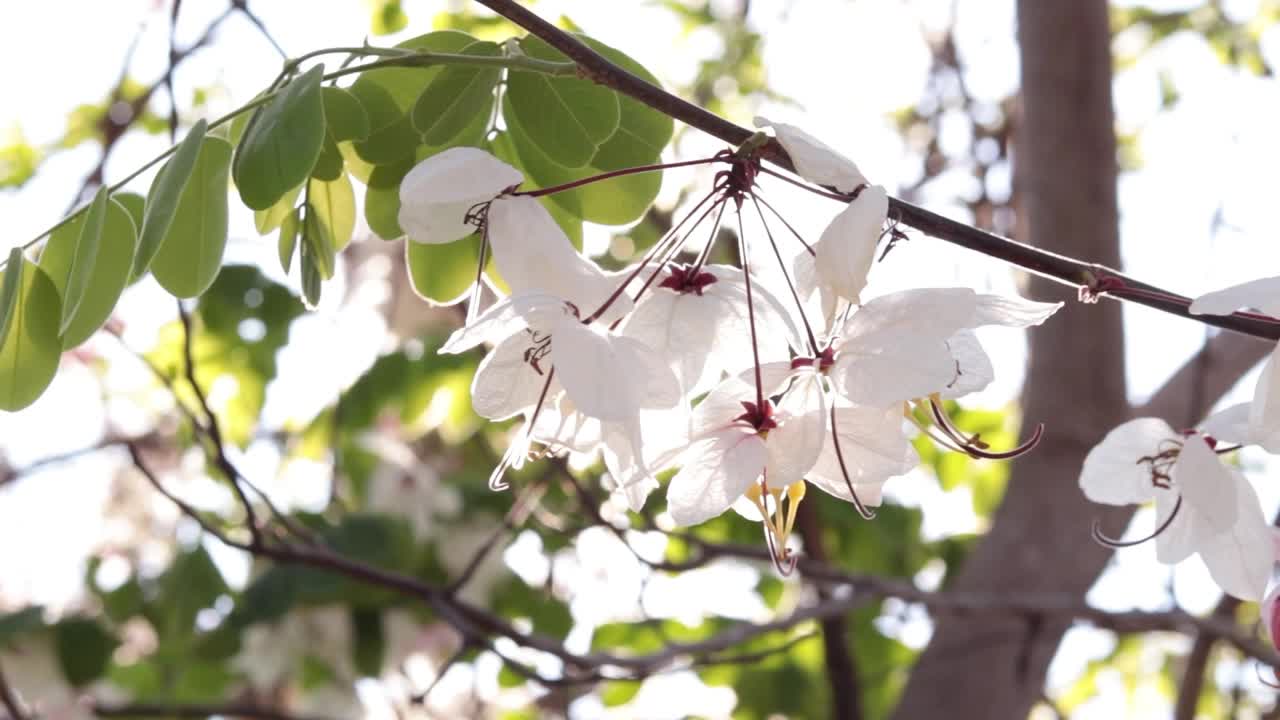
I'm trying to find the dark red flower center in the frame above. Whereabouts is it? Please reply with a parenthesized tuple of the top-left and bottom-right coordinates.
(659, 263, 718, 296)
(736, 400, 778, 432)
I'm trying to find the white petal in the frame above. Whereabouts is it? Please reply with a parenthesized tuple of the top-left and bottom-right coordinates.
(551, 322, 641, 422)
(840, 288, 980, 349)
(471, 334, 552, 420)
(1198, 403, 1253, 446)
(623, 287, 721, 396)
(831, 337, 959, 406)
(1189, 276, 1280, 318)
(1198, 472, 1272, 600)
(399, 147, 523, 245)
(807, 405, 916, 503)
(1078, 418, 1177, 507)
(440, 297, 523, 353)
(1174, 435, 1238, 537)
(611, 334, 682, 410)
(1250, 345, 1280, 453)
(667, 429, 767, 526)
(764, 373, 826, 484)
(602, 418, 658, 512)
(938, 330, 994, 399)
(970, 293, 1063, 328)
(690, 377, 756, 439)
(1156, 485, 1198, 563)
(487, 196, 624, 313)
(813, 186, 886, 303)
(531, 396, 602, 453)
(754, 117, 867, 193)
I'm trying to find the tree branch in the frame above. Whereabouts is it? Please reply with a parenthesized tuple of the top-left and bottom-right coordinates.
(795, 500, 863, 720)
(473, 0, 1280, 342)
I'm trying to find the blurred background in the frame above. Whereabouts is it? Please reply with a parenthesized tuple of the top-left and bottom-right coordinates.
(2, 0, 1280, 717)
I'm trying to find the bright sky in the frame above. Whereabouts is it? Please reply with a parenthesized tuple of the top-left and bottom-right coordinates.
(2, 0, 1280, 717)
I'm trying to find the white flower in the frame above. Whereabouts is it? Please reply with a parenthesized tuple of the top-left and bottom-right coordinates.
(1079, 416, 1272, 601)
(666, 377, 823, 547)
(1190, 277, 1280, 452)
(753, 117, 867, 193)
(398, 147, 522, 244)
(622, 263, 800, 397)
(794, 185, 889, 313)
(831, 287, 1062, 407)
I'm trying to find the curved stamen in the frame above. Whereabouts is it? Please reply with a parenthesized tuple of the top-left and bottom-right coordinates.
(928, 397, 1045, 459)
(830, 403, 877, 521)
(735, 208, 766, 412)
(1091, 495, 1183, 548)
(758, 165, 863, 203)
(489, 368, 557, 492)
(752, 193, 815, 256)
(517, 156, 728, 198)
(1254, 663, 1280, 689)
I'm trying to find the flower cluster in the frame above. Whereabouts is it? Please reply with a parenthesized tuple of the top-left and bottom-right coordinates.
(399, 122, 1060, 571)
(1079, 278, 1280, 602)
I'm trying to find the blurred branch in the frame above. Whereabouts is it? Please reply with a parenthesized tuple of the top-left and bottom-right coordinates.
(94, 701, 333, 720)
(0, 659, 28, 720)
(474, 0, 1280, 342)
(1174, 596, 1239, 720)
(795, 500, 863, 720)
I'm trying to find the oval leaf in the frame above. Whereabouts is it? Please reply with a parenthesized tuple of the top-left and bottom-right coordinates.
(323, 86, 370, 142)
(0, 249, 22, 347)
(300, 241, 323, 308)
(406, 233, 480, 305)
(349, 31, 477, 165)
(410, 40, 501, 146)
(234, 64, 327, 211)
(254, 183, 303, 236)
(151, 136, 233, 298)
(278, 208, 300, 274)
(40, 197, 138, 347)
(133, 118, 208, 278)
(0, 257, 62, 411)
(308, 172, 356, 254)
(505, 35, 620, 168)
(58, 186, 110, 335)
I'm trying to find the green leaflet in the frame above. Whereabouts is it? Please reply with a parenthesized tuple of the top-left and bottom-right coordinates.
(405, 234, 479, 305)
(308, 172, 356, 257)
(133, 118, 208, 278)
(253, 183, 303, 236)
(349, 30, 477, 165)
(505, 35, 620, 168)
(0, 257, 62, 411)
(278, 208, 300, 274)
(150, 136, 233, 299)
(40, 197, 138, 348)
(233, 64, 327, 211)
(58, 186, 109, 335)
(410, 40, 501, 146)
(0, 249, 22, 345)
(313, 87, 370, 182)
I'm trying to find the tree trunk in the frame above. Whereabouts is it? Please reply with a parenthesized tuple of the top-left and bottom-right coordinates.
(891, 2, 1128, 717)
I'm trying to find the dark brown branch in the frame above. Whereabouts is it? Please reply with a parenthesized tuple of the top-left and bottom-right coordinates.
(473, 0, 1280, 342)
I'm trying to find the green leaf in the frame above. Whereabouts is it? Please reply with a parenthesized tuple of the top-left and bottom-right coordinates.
(506, 35, 620, 168)
(411, 40, 501, 146)
(40, 196, 138, 347)
(581, 37, 674, 169)
(502, 108, 658, 226)
(150, 136, 232, 298)
(0, 258, 61, 411)
(278, 208, 300, 273)
(370, 0, 409, 34)
(54, 618, 118, 687)
(113, 192, 145, 238)
(349, 31, 477, 165)
(300, 241, 323, 308)
(308, 172, 356, 254)
(253, 183, 303, 235)
(364, 159, 414, 240)
(133, 118, 208, 278)
(489, 131, 584, 247)
(0, 249, 23, 345)
(233, 64, 327, 211)
(406, 234, 479, 305)
(157, 546, 228, 642)
(323, 87, 370, 142)
(57, 186, 109, 335)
